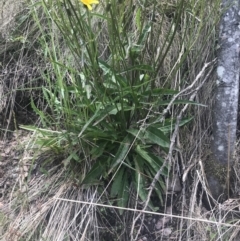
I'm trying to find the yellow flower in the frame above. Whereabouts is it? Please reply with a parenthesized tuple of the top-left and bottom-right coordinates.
(80, 0, 99, 10)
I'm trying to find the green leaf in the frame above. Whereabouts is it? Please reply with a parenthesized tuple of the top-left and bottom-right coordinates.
(19, 124, 38, 132)
(145, 168, 164, 205)
(133, 155, 156, 211)
(117, 170, 130, 214)
(122, 64, 154, 73)
(90, 141, 108, 159)
(98, 59, 115, 76)
(92, 105, 119, 126)
(127, 128, 145, 142)
(135, 146, 154, 165)
(30, 98, 51, 127)
(144, 126, 170, 148)
(159, 117, 193, 133)
(82, 158, 108, 185)
(93, 104, 134, 126)
(148, 153, 168, 175)
(157, 99, 207, 107)
(63, 150, 80, 167)
(91, 13, 110, 21)
(43, 87, 61, 106)
(108, 134, 133, 174)
(137, 23, 151, 46)
(115, 75, 128, 88)
(136, 7, 142, 30)
(141, 99, 207, 106)
(145, 154, 168, 176)
(110, 167, 125, 197)
(78, 107, 100, 137)
(84, 128, 117, 140)
(135, 146, 168, 176)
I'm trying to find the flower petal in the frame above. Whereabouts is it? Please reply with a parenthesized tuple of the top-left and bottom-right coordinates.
(80, 0, 99, 10)
(87, 4, 92, 10)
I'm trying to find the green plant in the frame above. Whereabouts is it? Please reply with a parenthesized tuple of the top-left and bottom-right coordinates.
(22, 0, 211, 212)
(2, 0, 232, 240)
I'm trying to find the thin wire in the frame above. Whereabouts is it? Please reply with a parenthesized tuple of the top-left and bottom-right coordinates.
(55, 197, 240, 228)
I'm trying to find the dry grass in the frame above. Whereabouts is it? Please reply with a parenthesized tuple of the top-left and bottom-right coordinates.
(0, 0, 25, 38)
(1, 0, 240, 240)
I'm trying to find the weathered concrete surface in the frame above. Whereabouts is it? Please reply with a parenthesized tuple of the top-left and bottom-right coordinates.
(210, 0, 240, 201)
(212, 0, 240, 166)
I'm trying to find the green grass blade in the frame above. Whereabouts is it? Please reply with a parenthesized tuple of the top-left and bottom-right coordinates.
(144, 126, 170, 148)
